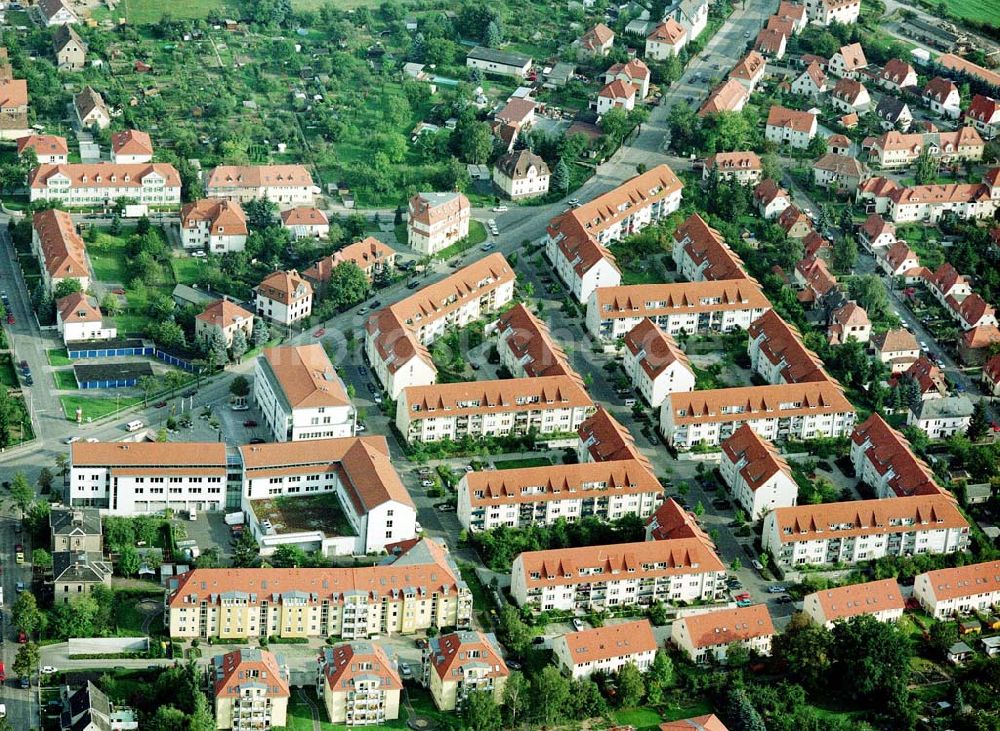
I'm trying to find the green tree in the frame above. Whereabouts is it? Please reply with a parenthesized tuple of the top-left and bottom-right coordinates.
(645, 650, 674, 706)
(600, 107, 631, 145)
(32, 548, 53, 572)
(148, 706, 189, 731)
(54, 278, 83, 299)
(927, 620, 959, 660)
(244, 198, 278, 230)
(230, 375, 251, 399)
(771, 613, 832, 693)
(7, 472, 34, 516)
(231, 529, 261, 568)
(914, 149, 937, 185)
(455, 119, 494, 164)
(483, 20, 501, 47)
(726, 687, 765, 731)
(118, 544, 141, 576)
(569, 678, 607, 718)
(551, 158, 571, 194)
(327, 262, 370, 310)
(207, 328, 228, 366)
(230, 328, 248, 363)
(189, 690, 216, 731)
(502, 670, 530, 726)
(464, 690, 501, 731)
(498, 606, 532, 655)
(532, 665, 570, 724)
(12, 642, 39, 678)
(830, 614, 912, 709)
(37, 466, 54, 494)
(967, 400, 989, 442)
(807, 134, 828, 158)
(270, 544, 308, 567)
(252, 318, 271, 348)
(833, 235, 858, 274)
(848, 274, 890, 321)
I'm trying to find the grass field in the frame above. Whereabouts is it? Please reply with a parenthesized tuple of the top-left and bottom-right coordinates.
(88, 233, 130, 283)
(108, 0, 385, 24)
(54, 370, 79, 390)
(942, 0, 1000, 25)
(47, 348, 73, 367)
(492, 456, 553, 469)
(61, 394, 142, 422)
(0, 354, 18, 388)
(433, 220, 489, 260)
(170, 256, 205, 287)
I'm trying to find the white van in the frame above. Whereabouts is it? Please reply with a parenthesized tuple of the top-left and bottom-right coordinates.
(189, 508, 197, 521)
(125, 420, 144, 432)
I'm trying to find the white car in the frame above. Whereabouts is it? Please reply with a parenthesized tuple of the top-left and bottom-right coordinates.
(415, 522, 423, 533)
(421, 480, 435, 487)
(40, 666, 57, 675)
(355, 424, 367, 432)
(572, 618, 585, 631)
(463, 465, 474, 472)
(0, 703, 5, 718)
(64, 436, 80, 444)
(492, 205, 508, 212)
(191, 251, 207, 258)
(487, 219, 496, 227)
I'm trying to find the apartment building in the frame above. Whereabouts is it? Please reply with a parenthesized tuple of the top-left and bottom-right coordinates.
(457, 458, 662, 532)
(720, 424, 798, 521)
(645, 497, 714, 543)
(553, 619, 657, 679)
(966, 94, 1000, 140)
(546, 165, 683, 302)
(365, 254, 515, 397)
(622, 318, 695, 407)
(511, 538, 725, 612)
(423, 631, 508, 711)
(762, 495, 969, 569)
(702, 152, 762, 186)
(110, 129, 153, 164)
(671, 213, 748, 282)
(28, 163, 181, 206)
(850, 413, 945, 500)
(195, 299, 254, 349)
(168, 538, 472, 640)
(212, 649, 290, 731)
(806, 0, 860, 25)
(876, 170, 1000, 224)
(407, 191, 471, 255)
(803, 579, 905, 628)
(914, 560, 1000, 619)
(586, 279, 771, 341)
(180, 198, 248, 253)
(671, 605, 775, 663)
(317, 642, 402, 727)
(396, 375, 594, 444)
(908, 395, 974, 439)
(747, 310, 827, 385)
(56, 292, 115, 345)
(867, 128, 985, 169)
(765, 106, 817, 149)
(254, 269, 313, 326)
(206, 165, 318, 207)
(253, 344, 355, 442)
(239, 437, 417, 555)
(50, 507, 102, 553)
(576, 406, 650, 466)
(660, 381, 856, 450)
(496, 303, 576, 381)
(69, 442, 229, 515)
(304, 237, 397, 292)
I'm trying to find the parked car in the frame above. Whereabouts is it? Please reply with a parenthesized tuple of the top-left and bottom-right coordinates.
(420, 480, 435, 487)
(191, 251, 207, 258)
(5, 314, 12, 325)
(313, 328, 326, 338)
(40, 666, 56, 675)
(766, 586, 786, 594)
(734, 592, 751, 601)
(248, 437, 266, 444)
(435, 503, 456, 512)
(357, 366, 367, 375)
(154, 401, 167, 408)
(572, 618, 585, 631)
(243, 420, 258, 428)
(64, 436, 80, 444)
(481, 243, 495, 252)
(19, 677, 29, 689)
(407, 280, 420, 289)
(415, 638, 428, 649)
(370, 300, 382, 309)
(400, 663, 412, 679)
(736, 599, 754, 607)
(492, 205, 508, 212)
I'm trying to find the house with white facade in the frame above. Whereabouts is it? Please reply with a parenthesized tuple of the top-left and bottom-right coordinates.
(765, 106, 817, 149)
(206, 165, 318, 207)
(496, 303, 576, 381)
(914, 560, 1000, 619)
(791, 62, 827, 99)
(665, 0, 709, 40)
(622, 318, 695, 407)
(805, 0, 861, 25)
(493, 149, 550, 200)
(828, 43, 867, 78)
(753, 180, 791, 219)
(803, 579, 906, 628)
(672, 213, 748, 282)
(553, 620, 657, 679)
(702, 152, 762, 186)
(28, 163, 181, 207)
(878, 59, 918, 91)
(32, 208, 90, 295)
(56, 293, 116, 345)
(645, 19, 687, 60)
(747, 310, 827, 385)
(729, 51, 767, 92)
(830, 78, 871, 114)
(603, 59, 651, 99)
(671, 605, 775, 663)
(966, 94, 1000, 140)
(195, 299, 254, 349)
(596, 79, 636, 115)
(110, 130, 153, 164)
(17, 134, 68, 164)
(923, 77, 962, 119)
(850, 413, 944, 499)
(180, 198, 248, 253)
(870, 329, 920, 373)
(720, 424, 798, 521)
(73, 86, 110, 129)
(254, 269, 313, 327)
(280, 207, 330, 240)
(908, 396, 974, 439)
(407, 191, 471, 255)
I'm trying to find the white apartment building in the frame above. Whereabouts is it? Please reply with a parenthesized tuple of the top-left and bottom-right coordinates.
(396, 376, 594, 444)
(671, 605, 774, 664)
(762, 495, 970, 569)
(747, 310, 827, 385)
(511, 538, 725, 613)
(407, 191, 471, 255)
(318, 643, 402, 727)
(850, 413, 944, 499)
(806, 0, 860, 25)
(254, 270, 313, 327)
(671, 213, 748, 282)
(365, 254, 516, 397)
(802, 579, 905, 628)
(457, 459, 662, 532)
(547, 234, 622, 304)
(180, 198, 248, 253)
(492, 149, 550, 200)
(622, 318, 695, 407)
(868, 128, 985, 169)
(660, 381, 856, 450)
(765, 106, 817, 149)
(28, 163, 181, 206)
(720, 424, 798, 521)
(587, 279, 771, 341)
(914, 560, 1000, 619)
(553, 620, 657, 679)
(69, 442, 229, 515)
(206, 165, 318, 207)
(253, 344, 355, 442)
(702, 151, 762, 186)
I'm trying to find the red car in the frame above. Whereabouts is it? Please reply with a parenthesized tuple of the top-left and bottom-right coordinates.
(313, 328, 326, 338)
(154, 401, 167, 408)
(6, 313, 13, 325)
(734, 592, 751, 602)
(18, 631, 27, 644)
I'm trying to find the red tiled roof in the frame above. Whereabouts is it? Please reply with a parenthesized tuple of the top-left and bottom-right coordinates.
(624, 318, 691, 379)
(678, 605, 774, 649)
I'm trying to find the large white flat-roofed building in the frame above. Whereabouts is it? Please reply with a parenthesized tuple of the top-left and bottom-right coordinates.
(205, 164, 318, 208)
(457, 458, 662, 532)
(318, 642, 402, 726)
(407, 192, 471, 255)
(365, 254, 516, 398)
(553, 619, 657, 679)
(671, 605, 774, 663)
(914, 560, 1000, 619)
(660, 381, 856, 450)
(622, 318, 695, 407)
(466, 46, 532, 78)
(239, 437, 417, 555)
(587, 279, 771, 341)
(253, 344, 355, 442)
(167, 538, 472, 640)
(803, 578, 905, 628)
(397, 375, 594, 444)
(762, 495, 969, 569)
(69, 442, 228, 515)
(28, 163, 181, 206)
(720, 424, 798, 521)
(511, 538, 725, 613)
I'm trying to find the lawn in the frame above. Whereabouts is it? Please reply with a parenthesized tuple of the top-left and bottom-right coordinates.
(54, 370, 79, 390)
(60, 394, 143, 422)
(433, 220, 489, 260)
(492, 456, 553, 469)
(170, 256, 205, 287)
(47, 348, 73, 366)
(103, 0, 386, 24)
(0, 353, 18, 388)
(942, 0, 1000, 25)
(87, 233, 131, 283)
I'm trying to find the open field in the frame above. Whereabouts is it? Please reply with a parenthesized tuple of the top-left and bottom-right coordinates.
(60, 394, 143, 421)
(87, 233, 131, 283)
(942, 0, 1000, 25)
(104, 0, 387, 25)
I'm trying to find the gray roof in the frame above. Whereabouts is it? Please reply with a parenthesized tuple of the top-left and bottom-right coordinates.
(53, 24, 86, 53)
(50, 507, 102, 537)
(876, 96, 909, 121)
(913, 395, 974, 421)
(172, 284, 217, 306)
(496, 149, 550, 180)
(52, 552, 113, 584)
(467, 46, 532, 68)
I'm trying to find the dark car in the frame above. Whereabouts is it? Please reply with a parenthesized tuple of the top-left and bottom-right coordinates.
(415, 638, 429, 649)
(23, 375, 32, 386)
(370, 300, 382, 309)
(20, 676, 29, 689)
(183, 389, 197, 398)
(407, 280, 420, 289)
(6, 313, 13, 325)
(248, 437, 266, 444)
(243, 420, 258, 428)
(366, 383, 377, 394)
(18, 360, 28, 371)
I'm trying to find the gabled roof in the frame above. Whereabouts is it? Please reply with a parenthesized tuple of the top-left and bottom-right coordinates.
(29, 163, 181, 190)
(699, 79, 749, 116)
(52, 551, 112, 584)
(814, 152, 865, 177)
(648, 18, 686, 45)
(497, 303, 576, 380)
(592, 279, 771, 318)
(496, 97, 536, 125)
(320, 642, 402, 693)
(766, 105, 815, 133)
(577, 406, 649, 466)
(53, 24, 86, 53)
(559, 619, 656, 666)
(624, 318, 692, 379)
(754, 28, 787, 55)
(57, 292, 102, 325)
(17, 134, 68, 157)
(598, 79, 637, 100)
(605, 58, 650, 83)
(280, 206, 329, 227)
(428, 631, 508, 681)
(923, 76, 958, 102)
(721, 424, 793, 492)
(582, 23, 615, 50)
(806, 578, 904, 623)
(673, 213, 748, 281)
(966, 94, 1000, 124)
(196, 299, 254, 329)
(408, 191, 470, 226)
(798, 61, 826, 89)
(747, 309, 827, 383)
(38, 0, 77, 21)
(180, 198, 248, 236)
(212, 648, 290, 699)
(962, 324, 1000, 349)
(304, 237, 396, 283)
(261, 344, 350, 410)
(919, 560, 1000, 602)
(860, 213, 895, 241)
(32, 208, 90, 281)
(666, 381, 853, 426)
(646, 498, 714, 545)
(111, 129, 153, 156)
(256, 269, 312, 304)
(729, 51, 766, 82)
(496, 149, 550, 180)
(678, 605, 774, 648)
(660, 715, 729, 731)
(753, 179, 788, 206)
(881, 58, 914, 85)
(72, 441, 228, 468)
(832, 78, 867, 104)
(402, 375, 592, 417)
(872, 328, 918, 355)
(74, 86, 107, 119)
(834, 42, 867, 71)
(207, 164, 314, 189)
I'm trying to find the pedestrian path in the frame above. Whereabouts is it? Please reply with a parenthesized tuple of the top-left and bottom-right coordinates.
(296, 688, 322, 731)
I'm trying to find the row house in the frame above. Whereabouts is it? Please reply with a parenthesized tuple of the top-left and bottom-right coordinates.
(877, 58, 918, 92)
(545, 165, 683, 303)
(959, 324, 1000, 366)
(32, 208, 90, 294)
(645, 19, 687, 60)
(365, 254, 515, 397)
(396, 375, 594, 444)
(753, 179, 791, 220)
(803, 579, 905, 628)
(254, 269, 313, 327)
(18, 133, 68, 164)
(28, 162, 181, 206)
(318, 642, 402, 727)
(213, 648, 290, 731)
(984, 354, 1000, 396)
(239, 437, 417, 555)
(671, 213, 747, 282)
(883, 170, 1000, 224)
(858, 213, 896, 251)
(926, 262, 974, 311)
(586, 279, 771, 342)
(303, 237, 397, 293)
(870, 328, 921, 373)
(828, 42, 867, 78)
(791, 62, 827, 99)
(180, 198, 248, 253)
(496, 303, 577, 381)
(206, 164, 318, 208)
(252, 344, 355, 443)
(56, 293, 116, 346)
(850, 413, 944, 499)
(747, 310, 828, 385)
(659, 381, 856, 450)
(867, 128, 985, 169)
(830, 78, 870, 114)
(511, 538, 726, 613)
(671, 605, 774, 664)
(167, 538, 472, 640)
(914, 560, 1000, 619)
(951, 293, 999, 331)
(728, 51, 767, 93)
(603, 59, 651, 99)
(923, 77, 962, 119)
(720, 424, 798, 521)
(794, 256, 838, 305)
(554, 620, 657, 679)
(805, 0, 861, 25)
(407, 191, 471, 255)
(965, 94, 1000, 140)
(856, 175, 900, 215)
(813, 153, 867, 192)
(623, 318, 695, 407)
(762, 494, 969, 569)
(423, 631, 508, 711)
(754, 28, 787, 60)
(702, 152, 762, 186)
(576, 406, 651, 466)
(765, 106, 817, 149)
(698, 78, 750, 117)
(69, 441, 229, 515)
(457, 458, 662, 532)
